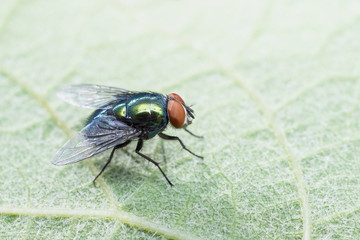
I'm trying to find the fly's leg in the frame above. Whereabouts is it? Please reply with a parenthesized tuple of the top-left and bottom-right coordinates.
(135, 139, 174, 187)
(158, 132, 203, 159)
(93, 140, 131, 185)
(184, 128, 203, 138)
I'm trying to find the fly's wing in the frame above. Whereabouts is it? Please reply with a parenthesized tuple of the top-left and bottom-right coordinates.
(57, 84, 134, 109)
(52, 115, 141, 166)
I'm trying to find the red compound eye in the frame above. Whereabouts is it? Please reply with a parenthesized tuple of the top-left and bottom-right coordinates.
(167, 93, 185, 128)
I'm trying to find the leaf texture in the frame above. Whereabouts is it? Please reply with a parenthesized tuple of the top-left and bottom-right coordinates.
(0, 0, 360, 239)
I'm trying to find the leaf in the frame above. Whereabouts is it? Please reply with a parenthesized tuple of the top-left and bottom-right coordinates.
(1, 0, 359, 239)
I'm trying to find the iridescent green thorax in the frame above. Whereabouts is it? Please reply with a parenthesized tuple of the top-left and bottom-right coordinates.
(113, 92, 168, 139)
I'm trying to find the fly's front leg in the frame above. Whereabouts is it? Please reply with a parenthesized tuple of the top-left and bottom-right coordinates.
(158, 132, 203, 159)
(135, 139, 174, 187)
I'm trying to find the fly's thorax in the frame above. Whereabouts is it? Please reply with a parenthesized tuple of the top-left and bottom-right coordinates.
(130, 102, 163, 122)
(113, 93, 168, 139)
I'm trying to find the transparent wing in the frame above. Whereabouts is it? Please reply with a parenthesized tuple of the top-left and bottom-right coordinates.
(52, 115, 141, 165)
(57, 84, 134, 109)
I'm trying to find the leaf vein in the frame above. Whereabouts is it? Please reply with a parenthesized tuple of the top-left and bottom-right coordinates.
(223, 66, 312, 240)
(0, 206, 202, 240)
(313, 207, 360, 226)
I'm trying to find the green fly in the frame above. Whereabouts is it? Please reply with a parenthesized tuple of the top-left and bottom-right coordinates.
(52, 84, 203, 186)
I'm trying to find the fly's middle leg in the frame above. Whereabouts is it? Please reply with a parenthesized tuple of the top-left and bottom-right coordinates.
(135, 139, 173, 187)
(158, 132, 203, 159)
(93, 140, 131, 185)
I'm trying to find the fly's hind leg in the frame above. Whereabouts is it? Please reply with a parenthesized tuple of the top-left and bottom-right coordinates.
(158, 132, 203, 159)
(93, 140, 131, 185)
(135, 139, 173, 187)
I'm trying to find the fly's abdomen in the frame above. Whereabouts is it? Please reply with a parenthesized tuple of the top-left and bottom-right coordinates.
(113, 93, 168, 138)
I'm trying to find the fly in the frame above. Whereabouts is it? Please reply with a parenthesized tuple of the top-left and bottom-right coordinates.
(52, 84, 203, 186)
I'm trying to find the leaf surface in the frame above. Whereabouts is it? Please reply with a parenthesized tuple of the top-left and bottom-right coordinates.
(1, 0, 360, 239)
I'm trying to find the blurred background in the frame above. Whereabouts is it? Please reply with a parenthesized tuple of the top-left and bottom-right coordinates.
(1, 0, 360, 239)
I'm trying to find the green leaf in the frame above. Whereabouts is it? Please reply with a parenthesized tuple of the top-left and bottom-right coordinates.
(1, 0, 359, 239)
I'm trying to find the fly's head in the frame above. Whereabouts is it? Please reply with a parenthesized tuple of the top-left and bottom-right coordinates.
(167, 93, 195, 129)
